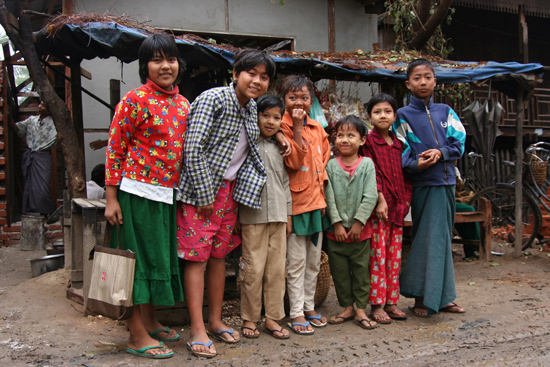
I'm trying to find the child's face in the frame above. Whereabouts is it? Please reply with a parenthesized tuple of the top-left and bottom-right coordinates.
(405, 64, 436, 102)
(369, 101, 396, 133)
(285, 86, 313, 116)
(233, 64, 270, 107)
(335, 124, 366, 158)
(258, 107, 283, 139)
(147, 51, 179, 91)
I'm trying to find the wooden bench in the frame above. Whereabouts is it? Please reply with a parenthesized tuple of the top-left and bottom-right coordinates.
(404, 197, 492, 261)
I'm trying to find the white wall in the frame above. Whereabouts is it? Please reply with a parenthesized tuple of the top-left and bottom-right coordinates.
(74, 0, 378, 174)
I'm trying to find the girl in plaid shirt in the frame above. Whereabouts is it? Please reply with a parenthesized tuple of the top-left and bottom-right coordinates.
(176, 50, 284, 358)
(362, 93, 412, 324)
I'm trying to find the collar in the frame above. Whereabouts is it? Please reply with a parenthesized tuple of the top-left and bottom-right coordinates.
(409, 94, 434, 110)
(145, 79, 179, 95)
(259, 135, 277, 144)
(369, 128, 400, 148)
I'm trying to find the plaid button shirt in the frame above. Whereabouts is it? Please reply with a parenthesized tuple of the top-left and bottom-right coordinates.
(177, 84, 266, 209)
(361, 129, 413, 226)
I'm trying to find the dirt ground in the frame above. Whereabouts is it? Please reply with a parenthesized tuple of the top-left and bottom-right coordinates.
(2, 240, 550, 367)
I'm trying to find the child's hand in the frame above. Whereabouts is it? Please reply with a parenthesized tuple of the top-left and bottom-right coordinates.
(349, 220, 363, 242)
(197, 204, 214, 217)
(105, 186, 123, 225)
(333, 222, 348, 242)
(418, 157, 437, 170)
(418, 149, 441, 170)
(291, 108, 307, 125)
(375, 201, 388, 221)
(286, 216, 292, 237)
(275, 132, 292, 156)
(234, 221, 241, 234)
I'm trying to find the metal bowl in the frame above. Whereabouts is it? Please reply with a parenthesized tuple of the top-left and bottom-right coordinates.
(29, 254, 65, 278)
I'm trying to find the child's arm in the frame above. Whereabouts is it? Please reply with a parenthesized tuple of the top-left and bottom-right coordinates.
(393, 117, 421, 174)
(284, 166, 293, 237)
(286, 216, 292, 237)
(353, 158, 378, 229)
(280, 119, 308, 171)
(105, 185, 122, 225)
(183, 93, 220, 207)
(437, 109, 466, 161)
(375, 192, 388, 221)
(325, 163, 348, 242)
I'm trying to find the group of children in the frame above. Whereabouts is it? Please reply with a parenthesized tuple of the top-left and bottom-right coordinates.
(104, 33, 466, 360)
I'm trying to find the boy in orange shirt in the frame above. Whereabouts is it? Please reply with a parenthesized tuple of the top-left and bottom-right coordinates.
(280, 75, 331, 335)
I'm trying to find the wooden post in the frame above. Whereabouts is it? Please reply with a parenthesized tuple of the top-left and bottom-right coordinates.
(70, 57, 85, 170)
(328, 0, 335, 87)
(109, 79, 120, 121)
(514, 87, 524, 257)
(518, 5, 529, 63)
(328, 0, 335, 53)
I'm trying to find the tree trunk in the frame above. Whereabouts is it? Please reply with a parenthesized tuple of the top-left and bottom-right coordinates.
(409, 0, 452, 50)
(0, 1, 86, 199)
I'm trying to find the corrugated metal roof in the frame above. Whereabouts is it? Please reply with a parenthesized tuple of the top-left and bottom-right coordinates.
(453, 0, 550, 18)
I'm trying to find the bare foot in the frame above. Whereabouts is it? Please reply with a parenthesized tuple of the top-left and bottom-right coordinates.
(241, 320, 260, 338)
(354, 309, 378, 330)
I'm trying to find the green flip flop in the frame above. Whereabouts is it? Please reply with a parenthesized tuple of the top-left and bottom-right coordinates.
(126, 342, 174, 359)
(149, 327, 180, 342)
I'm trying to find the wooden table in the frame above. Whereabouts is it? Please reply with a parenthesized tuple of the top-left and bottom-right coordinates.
(404, 197, 492, 261)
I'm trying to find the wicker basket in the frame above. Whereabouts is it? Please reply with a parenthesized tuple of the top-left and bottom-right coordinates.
(527, 161, 548, 186)
(284, 250, 331, 312)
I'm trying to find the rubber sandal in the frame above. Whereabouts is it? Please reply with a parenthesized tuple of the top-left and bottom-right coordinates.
(263, 326, 290, 340)
(187, 340, 216, 358)
(354, 318, 378, 330)
(207, 328, 240, 343)
(328, 314, 355, 324)
(306, 313, 327, 328)
(439, 302, 466, 313)
(241, 325, 260, 339)
(408, 305, 431, 318)
(148, 327, 180, 342)
(286, 321, 314, 335)
(385, 308, 407, 320)
(127, 342, 173, 359)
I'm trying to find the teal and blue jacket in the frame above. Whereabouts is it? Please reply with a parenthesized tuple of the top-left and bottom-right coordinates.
(393, 95, 466, 187)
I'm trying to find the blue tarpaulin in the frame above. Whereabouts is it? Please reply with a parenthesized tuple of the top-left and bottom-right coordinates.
(35, 22, 546, 88)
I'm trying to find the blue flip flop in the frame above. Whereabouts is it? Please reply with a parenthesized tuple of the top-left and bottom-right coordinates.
(149, 327, 180, 342)
(307, 313, 328, 328)
(207, 327, 240, 343)
(126, 341, 173, 359)
(287, 321, 314, 335)
(187, 340, 216, 358)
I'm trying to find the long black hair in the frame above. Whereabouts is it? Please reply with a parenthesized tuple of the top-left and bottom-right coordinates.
(138, 33, 186, 85)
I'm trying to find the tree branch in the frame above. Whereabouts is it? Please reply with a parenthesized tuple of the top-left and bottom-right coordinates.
(410, 0, 452, 50)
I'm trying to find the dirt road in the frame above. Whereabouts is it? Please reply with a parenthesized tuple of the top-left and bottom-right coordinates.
(1, 243, 550, 366)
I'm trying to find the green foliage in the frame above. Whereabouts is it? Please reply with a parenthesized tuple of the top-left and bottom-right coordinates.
(384, 0, 455, 58)
(435, 82, 472, 110)
(271, 0, 285, 5)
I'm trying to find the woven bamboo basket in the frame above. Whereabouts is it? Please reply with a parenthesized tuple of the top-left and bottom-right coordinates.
(527, 161, 548, 186)
(283, 250, 331, 312)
